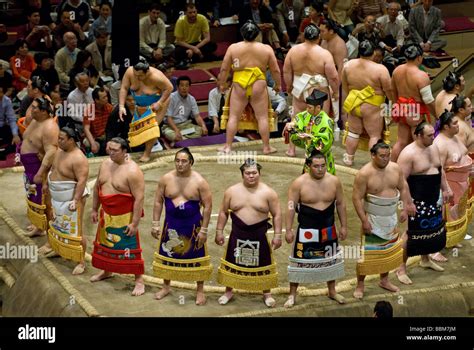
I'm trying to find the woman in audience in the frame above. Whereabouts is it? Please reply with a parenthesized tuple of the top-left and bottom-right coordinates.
(10, 39, 37, 92)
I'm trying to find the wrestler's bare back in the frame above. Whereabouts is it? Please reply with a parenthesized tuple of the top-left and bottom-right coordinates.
(286, 43, 333, 77)
(50, 148, 87, 182)
(21, 118, 58, 156)
(399, 143, 441, 175)
(392, 64, 430, 101)
(358, 161, 402, 197)
(98, 158, 138, 195)
(225, 41, 274, 73)
(344, 59, 388, 95)
(161, 170, 205, 205)
(227, 182, 275, 225)
(294, 173, 338, 210)
(124, 66, 168, 95)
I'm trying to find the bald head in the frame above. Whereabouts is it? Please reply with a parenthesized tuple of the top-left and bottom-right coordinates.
(63, 32, 77, 50)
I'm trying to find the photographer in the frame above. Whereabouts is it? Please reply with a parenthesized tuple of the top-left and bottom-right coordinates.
(23, 7, 52, 52)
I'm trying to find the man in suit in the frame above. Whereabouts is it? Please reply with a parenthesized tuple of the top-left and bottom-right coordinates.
(408, 0, 446, 52)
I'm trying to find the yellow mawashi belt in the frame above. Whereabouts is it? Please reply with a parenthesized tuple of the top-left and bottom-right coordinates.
(232, 67, 266, 98)
(343, 86, 385, 118)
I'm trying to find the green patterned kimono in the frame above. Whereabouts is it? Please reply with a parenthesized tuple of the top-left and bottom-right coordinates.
(290, 110, 335, 174)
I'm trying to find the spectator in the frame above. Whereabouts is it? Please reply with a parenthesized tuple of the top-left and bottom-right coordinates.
(162, 76, 208, 144)
(0, 64, 14, 98)
(83, 87, 112, 155)
(207, 76, 232, 134)
(56, 0, 93, 32)
(268, 86, 288, 123)
(31, 52, 60, 92)
(0, 86, 20, 153)
(139, 3, 175, 63)
(377, 1, 406, 54)
(68, 50, 99, 92)
(352, 15, 383, 50)
(89, 1, 112, 42)
(53, 9, 87, 49)
(10, 39, 37, 92)
(239, 0, 285, 61)
(298, 1, 325, 42)
(65, 72, 93, 128)
(408, 0, 446, 52)
(373, 300, 393, 318)
(356, 0, 387, 22)
(106, 94, 134, 143)
(212, 0, 240, 27)
(24, 0, 55, 30)
(328, 0, 356, 37)
(86, 26, 113, 78)
(276, 0, 305, 47)
(22, 7, 53, 52)
(174, 3, 218, 69)
(54, 32, 80, 88)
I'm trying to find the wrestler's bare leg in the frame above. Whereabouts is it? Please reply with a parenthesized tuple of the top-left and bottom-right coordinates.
(250, 80, 276, 154)
(195, 281, 206, 305)
(132, 274, 145, 296)
(284, 282, 298, 308)
(391, 123, 413, 162)
(155, 279, 171, 300)
(139, 138, 157, 163)
(218, 287, 234, 305)
(353, 274, 365, 299)
(328, 280, 345, 304)
(345, 113, 363, 159)
(218, 84, 248, 154)
(362, 104, 384, 151)
(396, 232, 413, 284)
(263, 289, 276, 307)
(90, 270, 113, 282)
(379, 272, 400, 292)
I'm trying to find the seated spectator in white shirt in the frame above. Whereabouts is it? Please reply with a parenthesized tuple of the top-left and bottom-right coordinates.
(139, 3, 175, 62)
(162, 76, 208, 144)
(64, 72, 93, 130)
(376, 2, 406, 54)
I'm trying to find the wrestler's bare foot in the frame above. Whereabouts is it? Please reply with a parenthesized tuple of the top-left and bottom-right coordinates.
(284, 295, 295, 308)
(132, 281, 145, 296)
(217, 146, 231, 154)
(72, 263, 86, 275)
(329, 293, 346, 304)
(396, 270, 412, 285)
(263, 293, 276, 308)
(195, 291, 206, 306)
(26, 224, 35, 231)
(154, 287, 171, 300)
(38, 243, 52, 255)
(138, 156, 151, 163)
(430, 252, 448, 262)
(90, 270, 113, 282)
(218, 291, 233, 305)
(353, 285, 364, 299)
(24, 227, 45, 238)
(379, 280, 400, 293)
(285, 150, 296, 157)
(263, 146, 277, 155)
(419, 259, 444, 272)
(342, 153, 354, 167)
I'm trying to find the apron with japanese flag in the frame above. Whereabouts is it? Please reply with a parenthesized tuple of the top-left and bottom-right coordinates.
(288, 202, 344, 283)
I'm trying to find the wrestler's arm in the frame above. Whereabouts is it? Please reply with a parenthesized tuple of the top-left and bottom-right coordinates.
(396, 164, 415, 218)
(380, 66, 394, 102)
(335, 178, 348, 240)
(341, 65, 349, 96)
(268, 46, 282, 92)
(72, 155, 89, 204)
(325, 53, 340, 98)
(35, 125, 58, 182)
(128, 167, 145, 230)
(118, 69, 131, 119)
(217, 46, 232, 88)
(91, 163, 102, 223)
(154, 71, 173, 116)
(418, 73, 436, 118)
(352, 170, 370, 231)
(286, 178, 301, 243)
(391, 70, 399, 102)
(433, 145, 453, 198)
(199, 177, 213, 230)
(268, 189, 282, 249)
(151, 176, 165, 238)
(215, 188, 231, 245)
(283, 51, 293, 95)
